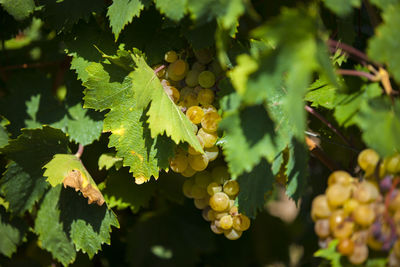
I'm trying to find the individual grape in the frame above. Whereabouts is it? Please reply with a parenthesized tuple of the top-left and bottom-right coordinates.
(198, 71, 216, 88)
(215, 212, 229, 220)
(209, 192, 230, 212)
(348, 244, 368, 265)
(194, 197, 209, 209)
(188, 153, 209, 171)
(207, 209, 216, 221)
(353, 180, 379, 203)
(333, 221, 354, 239)
(327, 170, 353, 186)
(197, 128, 218, 148)
(185, 70, 200, 87)
(202, 207, 212, 221)
(168, 59, 187, 76)
(232, 214, 251, 231)
(169, 151, 188, 173)
(190, 184, 208, 199)
(224, 228, 242, 240)
(220, 215, 233, 230)
(163, 85, 180, 103)
(229, 205, 238, 216)
(194, 171, 212, 188)
(326, 183, 351, 207)
(358, 148, 379, 173)
(207, 182, 222, 196)
(338, 238, 355, 256)
(343, 199, 359, 215)
(311, 195, 331, 220)
(329, 210, 346, 232)
(182, 93, 199, 108)
(182, 179, 195, 198)
(205, 146, 219, 161)
(188, 135, 205, 155)
(314, 219, 330, 238)
(179, 86, 193, 99)
(164, 50, 178, 63)
(192, 61, 206, 72)
(353, 204, 375, 227)
(223, 180, 240, 197)
(210, 221, 224, 234)
(227, 199, 235, 210)
(351, 230, 369, 245)
(202, 104, 217, 114)
(186, 106, 205, 124)
(367, 233, 383, 251)
(211, 166, 230, 184)
(197, 88, 215, 106)
(201, 111, 221, 133)
(386, 154, 400, 174)
(181, 165, 196, 177)
(194, 48, 213, 64)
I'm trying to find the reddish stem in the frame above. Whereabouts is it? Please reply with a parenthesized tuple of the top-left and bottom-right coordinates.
(154, 64, 165, 74)
(305, 105, 354, 149)
(384, 178, 400, 219)
(327, 39, 371, 64)
(336, 69, 378, 81)
(75, 144, 85, 158)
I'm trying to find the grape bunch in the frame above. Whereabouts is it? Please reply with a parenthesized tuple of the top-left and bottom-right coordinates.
(311, 149, 400, 265)
(153, 49, 222, 177)
(182, 165, 251, 240)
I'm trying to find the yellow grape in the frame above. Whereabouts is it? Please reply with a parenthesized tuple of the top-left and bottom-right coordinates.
(194, 197, 209, 209)
(343, 199, 359, 215)
(202, 104, 217, 114)
(185, 70, 200, 87)
(169, 59, 187, 76)
(386, 154, 400, 174)
(338, 238, 355, 256)
(353, 180, 379, 203)
(182, 179, 195, 198)
(327, 170, 353, 186)
(211, 166, 230, 184)
(394, 240, 400, 258)
(197, 88, 215, 106)
(194, 171, 212, 188)
(348, 244, 368, 265)
(314, 219, 330, 238)
(164, 50, 178, 63)
(329, 210, 346, 232)
(190, 184, 208, 199)
(224, 228, 242, 240)
(210, 221, 224, 234)
(179, 86, 193, 100)
(163, 85, 180, 103)
(207, 182, 222, 196)
(197, 128, 217, 148)
(333, 221, 354, 239)
(194, 48, 213, 64)
(182, 93, 199, 108)
(357, 148, 379, 174)
(223, 180, 240, 197)
(207, 209, 216, 221)
(169, 151, 188, 173)
(153, 64, 166, 78)
(204, 146, 219, 161)
(186, 106, 205, 124)
(198, 71, 216, 88)
(353, 204, 375, 227)
(202, 207, 212, 221)
(209, 192, 230, 212)
(219, 215, 233, 230)
(311, 195, 331, 220)
(201, 111, 221, 133)
(188, 153, 209, 171)
(326, 183, 351, 207)
(181, 165, 196, 177)
(188, 135, 205, 155)
(215, 211, 229, 220)
(232, 214, 251, 231)
(229, 205, 238, 216)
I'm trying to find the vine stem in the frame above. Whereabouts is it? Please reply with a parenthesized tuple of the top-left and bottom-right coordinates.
(327, 39, 372, 65)
(305, 105, 354, 149)
(154, 64, 165, 74)
(75, 144, 85, 158)
(336, 69, 379, 81)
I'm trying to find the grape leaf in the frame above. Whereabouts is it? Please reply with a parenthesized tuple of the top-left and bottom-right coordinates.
(323, 0, 361, 16)
(40, 0, 105, 32)
(130, 53, 203, 153)
(366, 258, 387, 267)
(285, 139, 308, 202)
(236, 159, 274, 218)
(43, 154, 105, 206)
(107, 0, 147, 40)
(314, 239, 341, 267)
(35, 185, 119, 265)
(98, 153, 123, 171)
(0, 206, 28, 257)
(100, 168, 156, 212)
(0, 127, 69, 215)
(0, 0, 35, 20)
(83, 57, 174, 181)
(154, 0, 187, 21)
(305, 78, 338, 109)
(355, 97, 400, 156)
(368, 4, 400, 82)
(370, 0, 399, 10)
(0, 117, 9, 148)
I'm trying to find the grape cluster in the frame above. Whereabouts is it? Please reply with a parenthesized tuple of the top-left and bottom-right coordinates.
(311, 149, 400, 265)
(182, 165, 251, 240)
(154, 49, 222, 177)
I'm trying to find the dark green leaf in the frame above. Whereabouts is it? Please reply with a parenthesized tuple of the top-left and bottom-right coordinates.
(0, 0, 35, 20)
(314, 239, 342, 267)
(0, 206, 28, 257)
(323, 0, 361, 16)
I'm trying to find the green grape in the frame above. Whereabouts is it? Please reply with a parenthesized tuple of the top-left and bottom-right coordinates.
(207, 182, 222, 196)
(343, 199, 359, 215)
(167, 59, 188, 81)
(219, 215, 233, 230)
(327, 170, 353, 186)
(311, 195, 331, 220)
(164, 50, 178, 63)
(209, 60, 223, 76)
(185, 70, 200, 87)
(192, 61, 206, 72)
(353, 204, 375, 227)
(169, 151, 188, 173)
(223, 180, 240, 197)
(314, 219, 330, 238)
(188, 135, 204, 155)
(386, 154, 400, 173)
(190, 184, 208, 199)
(348, 244, 368, 265)
(210, 221, 224, 234)
(181, 165, 196, 177)
(209, 192, 230, 212)
(186, 106, 205, 124)
(202, 207, 212, 221)
(326, 183, 351, 207)
(211, 166, 230, 184)
(201, 111, 221, 133)
(188, 153, 209, 171)
(194, 171, 212, 188)
(205, 146, 219, 161)
(194, 197, 209, 209)
(198, 71, 216, 88)
(224, 228, 242, 240)
(232, 214, 250, 231)
(338, 239, 355, 256)
(182, 93, 199, 108)
(197, 128, 217, 148)
(357, 148, 379, 173)
(194, 48, 213, 64)
(197, 88, 215, 105)
(182, 179, 195, 198)
(179, 86, 193, 100)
